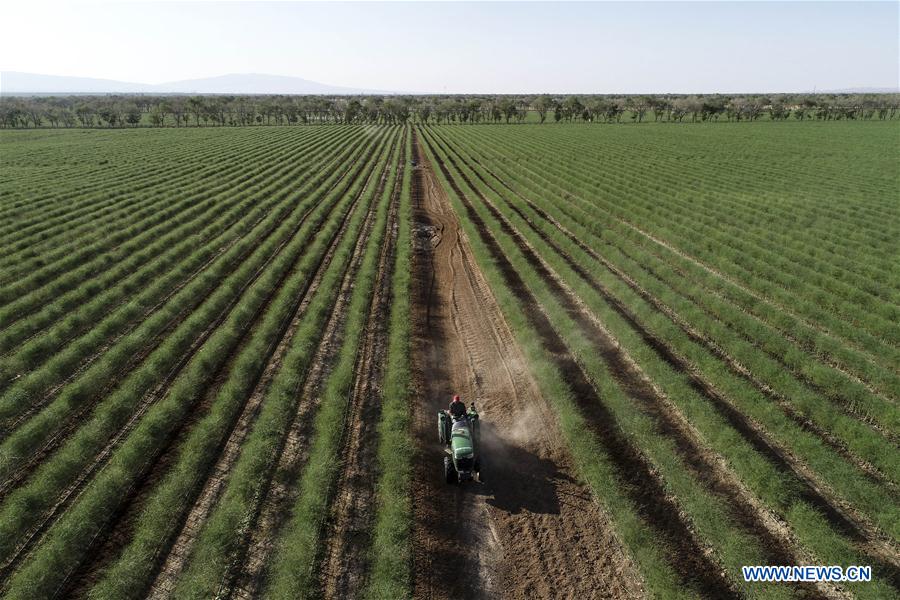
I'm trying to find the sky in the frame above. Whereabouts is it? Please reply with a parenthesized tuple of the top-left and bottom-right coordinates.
(2, 1, 898, 94)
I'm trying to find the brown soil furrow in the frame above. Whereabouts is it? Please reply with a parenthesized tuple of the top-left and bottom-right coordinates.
(224, 136, 395, 600)
(436, 141, 899, 591)
(412, 131, 645, 600)
(64, 138, 380, 600)
(467, 154, 899, 495)
(318, 150, 403, 598)
(0, 137, 386, 588)
(423, 131, 738, 598)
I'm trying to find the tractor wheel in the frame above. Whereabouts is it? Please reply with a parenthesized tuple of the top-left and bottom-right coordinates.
(444, 456, 457, 484)
(475, 458, 484, 483)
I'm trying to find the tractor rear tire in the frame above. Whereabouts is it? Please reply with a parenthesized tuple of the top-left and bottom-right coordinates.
(444, 456, 457, 484)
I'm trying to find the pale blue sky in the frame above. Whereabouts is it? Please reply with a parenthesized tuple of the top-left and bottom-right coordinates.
(3, 1, 898, 93)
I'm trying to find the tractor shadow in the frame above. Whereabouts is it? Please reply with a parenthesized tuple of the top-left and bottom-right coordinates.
(463, 422, 586, 516)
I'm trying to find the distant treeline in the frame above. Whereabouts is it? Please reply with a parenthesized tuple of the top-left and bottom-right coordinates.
(1, 93, 898, 128)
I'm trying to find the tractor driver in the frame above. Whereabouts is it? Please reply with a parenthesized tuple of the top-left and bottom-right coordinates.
(448, 394, 467, 420)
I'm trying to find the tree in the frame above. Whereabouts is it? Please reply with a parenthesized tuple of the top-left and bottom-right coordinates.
(187, 96, 205, 126)
(124, 104, 142, 127)
(534, 95, 552, 124)
(626, 96, 650, 123)
(60, 109, 76, 128)
(44, 108, 61, 128)
(563, 96, 583, 122)
(496, 98, 516, 124)
(75, 104, 95, 127)
(417, 103, 432, 124)
(170, 98, 187, 126)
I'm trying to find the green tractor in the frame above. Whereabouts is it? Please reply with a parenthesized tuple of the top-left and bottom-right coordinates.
(438, 404, 483, 484)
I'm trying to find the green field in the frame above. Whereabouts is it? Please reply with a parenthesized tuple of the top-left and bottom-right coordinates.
(0, 120, 897, 599)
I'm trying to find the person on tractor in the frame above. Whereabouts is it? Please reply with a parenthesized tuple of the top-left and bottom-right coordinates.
(448, 394, 467, 420)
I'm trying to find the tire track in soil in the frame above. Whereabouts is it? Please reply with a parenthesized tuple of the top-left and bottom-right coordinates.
(222, 132, 397, 600)
(451, 149, 900, 585)
(61, 136, 379, 600)
(317, 149, 402, 599)
(411, 132, 645, 600)
(0, 137, 374, 501)
(429, 134, 840, 599)
(0, 135, 386, 591)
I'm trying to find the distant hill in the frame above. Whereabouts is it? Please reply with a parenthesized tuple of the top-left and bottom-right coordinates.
(0, 71, 394, 95)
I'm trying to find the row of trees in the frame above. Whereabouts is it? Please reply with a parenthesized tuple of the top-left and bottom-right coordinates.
(1, 93, 898, 128)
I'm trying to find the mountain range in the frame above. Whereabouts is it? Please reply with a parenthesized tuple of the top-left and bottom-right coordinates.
(0, 72, 394, 95)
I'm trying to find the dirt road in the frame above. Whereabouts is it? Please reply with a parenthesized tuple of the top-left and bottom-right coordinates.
(410, 135, 644, 600)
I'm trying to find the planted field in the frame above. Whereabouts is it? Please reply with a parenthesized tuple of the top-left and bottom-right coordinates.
(0, 120, 897, 599)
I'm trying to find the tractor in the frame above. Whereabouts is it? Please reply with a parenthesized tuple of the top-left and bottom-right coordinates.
(437, 404, 483, 484)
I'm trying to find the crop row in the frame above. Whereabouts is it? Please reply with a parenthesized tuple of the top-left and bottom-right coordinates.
(0, 128, 233, 228)
(0, 127, 367, 436)
(364, 128, 414, 599)
(0, 127, 282, 219)
(146, 128, 400, 599)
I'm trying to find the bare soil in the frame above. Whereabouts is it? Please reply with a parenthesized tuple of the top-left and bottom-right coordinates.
(410, 135, 644, 600)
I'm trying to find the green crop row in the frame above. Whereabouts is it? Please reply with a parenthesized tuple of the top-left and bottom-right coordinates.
(0, 129, 276, 272)
(519, 123, 899, 260)
(0, 127, 279, 223)
(365, 127, 414, 600)
(80, 127, 401, 600)
(0, 127, 322, 285)
(0, 128, 235, 240)
(263, 126, 401, 599)
(0, 128, 333, 310)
